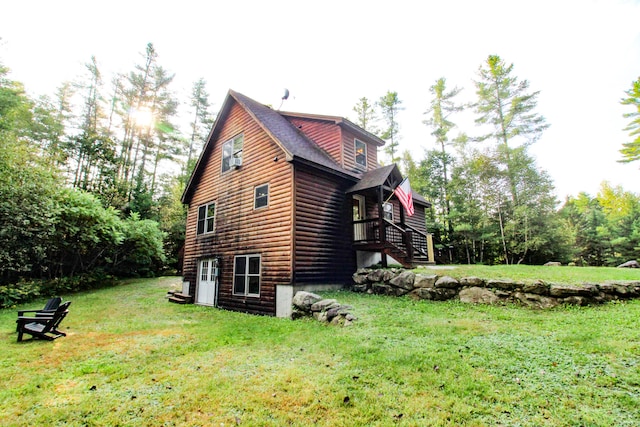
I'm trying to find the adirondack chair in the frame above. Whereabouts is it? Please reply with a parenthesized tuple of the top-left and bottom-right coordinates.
(16, 297, 62, 331)
(16, 301, 71, 342)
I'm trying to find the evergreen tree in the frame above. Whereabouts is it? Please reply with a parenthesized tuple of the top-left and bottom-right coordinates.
(423, 77, 463, 239)
(352, 96, 379, 135)
(378, 91, 403, 163)
(473, 55, 549, 204)
(186, 78, 215, 176)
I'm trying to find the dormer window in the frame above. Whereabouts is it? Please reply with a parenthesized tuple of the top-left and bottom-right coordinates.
(355, 138, 367, 168)
(222, 133, 244, 172)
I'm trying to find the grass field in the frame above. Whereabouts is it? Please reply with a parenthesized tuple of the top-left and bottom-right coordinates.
(2, 274, 640, 426)
(417, 264, 640, 285)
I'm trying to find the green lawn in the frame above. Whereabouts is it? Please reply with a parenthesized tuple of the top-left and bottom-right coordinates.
(2, 276, 639, 426)
(417, 264, 640, 285)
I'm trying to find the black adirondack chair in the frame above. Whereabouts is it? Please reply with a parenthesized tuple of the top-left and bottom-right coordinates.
(16, 301, 71, 342)
(16, 297, 62, 331)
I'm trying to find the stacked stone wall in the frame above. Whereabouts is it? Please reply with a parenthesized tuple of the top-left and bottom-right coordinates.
(352, 268, 640, 308)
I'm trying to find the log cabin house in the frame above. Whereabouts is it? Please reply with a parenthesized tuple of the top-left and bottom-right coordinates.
(178, 90, 434, 317)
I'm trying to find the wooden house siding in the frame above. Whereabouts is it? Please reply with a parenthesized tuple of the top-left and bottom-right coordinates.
(182, 100, 293, 316)
(286, 117, 343, 167)
(405, 204, 427, 233)
(293, 165, 356, 284)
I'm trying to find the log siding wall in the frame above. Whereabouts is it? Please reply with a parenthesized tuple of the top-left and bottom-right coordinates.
(183, 100, 293, 316)
(293, 165, 356, 284)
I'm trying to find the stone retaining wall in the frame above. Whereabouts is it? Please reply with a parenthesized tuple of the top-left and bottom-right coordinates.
(352, 268, 640, 308)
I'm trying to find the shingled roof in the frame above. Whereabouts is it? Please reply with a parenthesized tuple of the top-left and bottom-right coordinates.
(182, 90, 361, 203)
(231, 90, 360, 179)
(346, 163, 430, 207)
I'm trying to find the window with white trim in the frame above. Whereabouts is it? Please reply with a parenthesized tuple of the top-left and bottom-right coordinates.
(254, 184, 269, 209)
(383, 202, 394, 221)
(355, 138, 367, 168)
(233, 254, 261, 297)
(197, 202, 216, 235)
(222, 134, 244, 172)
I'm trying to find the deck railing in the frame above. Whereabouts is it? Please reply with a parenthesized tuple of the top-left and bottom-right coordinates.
(353, 218, 431, 262)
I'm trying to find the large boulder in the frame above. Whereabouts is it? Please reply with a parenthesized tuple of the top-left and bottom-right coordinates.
(543, 261, 562, 266)
(459, 276, 485, 287)
(523, 280, 550, 296)
(292, 291, 323, 312)
(550, 284, 597, 298)
(617, 260, 640, 268)
(487, 279, 522, 292)
(459, 287, 499, 304)
(414, 274, 438, 288)
(435, 276, 460, 289)
(409, 287, 457, 301)
(310, 299, 339, 312)
(513, 292, 558, 309)
(366, 269, 386, 282)
(389, 271, 416, 290)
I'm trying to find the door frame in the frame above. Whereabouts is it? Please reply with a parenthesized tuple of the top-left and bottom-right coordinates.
(196, 257, 219, 307)
(352, 195, 366, 241)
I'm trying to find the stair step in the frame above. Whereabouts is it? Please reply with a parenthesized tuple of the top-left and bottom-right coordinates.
(167, 292, 193, 304)
(168, 295, 192, 304)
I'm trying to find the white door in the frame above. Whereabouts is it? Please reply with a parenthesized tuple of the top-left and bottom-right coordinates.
(352, 195, 366, 241)
(196, 258, 218, 306)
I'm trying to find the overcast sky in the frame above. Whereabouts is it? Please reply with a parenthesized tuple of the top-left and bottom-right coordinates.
(2, 0, 639, 200)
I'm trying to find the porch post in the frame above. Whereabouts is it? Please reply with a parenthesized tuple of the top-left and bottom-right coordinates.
(378, 185, 387, 268)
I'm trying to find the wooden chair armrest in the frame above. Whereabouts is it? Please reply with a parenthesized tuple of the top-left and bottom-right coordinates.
(17, 309, 57, 316)
(17, 315, 53, 324)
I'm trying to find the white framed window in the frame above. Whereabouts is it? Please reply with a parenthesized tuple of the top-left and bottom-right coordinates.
(233, 254, 261, 297)
(222, 133, 244, 172)
(383, 202, 394, 221)
(355, 138, 367, 168)
(254, 183, 269, 209)
(197, 202, 216, 235)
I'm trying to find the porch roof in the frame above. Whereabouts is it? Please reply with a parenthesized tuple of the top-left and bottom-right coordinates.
(346, 163, 430, 207)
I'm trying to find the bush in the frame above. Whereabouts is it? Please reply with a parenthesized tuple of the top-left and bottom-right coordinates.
(109, 213, 166, 277)
(0, 272, 118, 308)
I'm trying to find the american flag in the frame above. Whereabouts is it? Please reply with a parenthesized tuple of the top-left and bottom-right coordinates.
(394, 178, 414, 216)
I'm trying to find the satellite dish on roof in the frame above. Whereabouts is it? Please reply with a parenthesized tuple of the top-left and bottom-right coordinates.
(278, 88, 290, 110)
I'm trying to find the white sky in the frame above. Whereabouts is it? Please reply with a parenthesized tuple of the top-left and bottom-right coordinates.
(2, 0, 639, 200)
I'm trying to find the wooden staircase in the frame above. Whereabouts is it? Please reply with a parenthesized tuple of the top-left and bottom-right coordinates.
(383, 243, 431, 268)
(353, 218, 434, 268)
(166, 290, 193, 304)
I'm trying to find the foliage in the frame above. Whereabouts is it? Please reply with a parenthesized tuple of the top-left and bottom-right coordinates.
(619, 76, 640, 163)
(1, 277, 639, 425)
(378, 90, 403, 163)
(0, 137, 61, 283)
(47, 188, 124, 278)
(423, 77, 464, 241)
(110, 213, 167, 277)
(351, 96, 379, 135)
(560, 183, 640, 266)
(156, 176, 187, 272)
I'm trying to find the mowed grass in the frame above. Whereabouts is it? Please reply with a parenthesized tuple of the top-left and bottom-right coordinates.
(1, 276, 639, 426)
(417, 264, 640, 285)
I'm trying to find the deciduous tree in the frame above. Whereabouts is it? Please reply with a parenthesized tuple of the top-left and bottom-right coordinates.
(619, 77, 640, 164)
